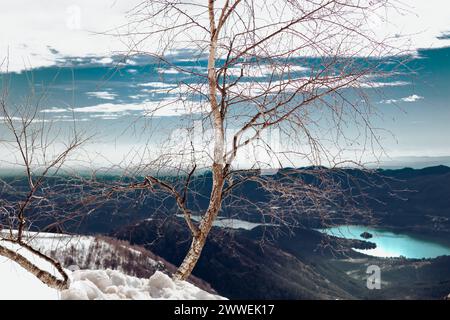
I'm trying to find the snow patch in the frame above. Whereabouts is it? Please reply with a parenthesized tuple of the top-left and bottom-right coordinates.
(61, 270, 224, 300)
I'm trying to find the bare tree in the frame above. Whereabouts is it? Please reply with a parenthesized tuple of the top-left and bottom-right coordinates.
(0, 72, 88, 289)
(105, 0, 406, 280)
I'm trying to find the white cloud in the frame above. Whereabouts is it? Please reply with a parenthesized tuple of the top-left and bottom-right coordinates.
(156, 67, 184, 75)
(137, 82, 179, 95)
(129, 94, 148, 100)
(137, 82, 177, 88)
(73, 103, 143, 113)
(0, 115, 86, 123)
(226, 64, 308, 77)
(41, 100, 205, 117)
(0, 0, 449, 72)
(86, 91, 117, 100)
(41, 107, 68, 113)
(87, 114, 122, 120)
(124, 59, 137, 66)
(381, 94, 424, 104)
(0, 116, 23, 122)
(402, 94, 424, 102)
(0, 0, 141, 72)
(179, 77, 410, 98)
(90, 57, 113, 65)
(153, 76, 409, 106)
(377, 1, 450, 50)
(360, 81, 410, 89)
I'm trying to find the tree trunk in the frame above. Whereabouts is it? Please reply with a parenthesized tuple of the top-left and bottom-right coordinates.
(173, 164, 224, 281)
(0, 244, 70, 290)
(173, 0, 226, 281)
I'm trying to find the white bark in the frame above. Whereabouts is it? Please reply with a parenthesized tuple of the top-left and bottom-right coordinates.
(0, 244, 70, 290)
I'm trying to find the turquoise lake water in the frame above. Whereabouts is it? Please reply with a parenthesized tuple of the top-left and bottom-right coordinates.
(320, 225, 450, 259)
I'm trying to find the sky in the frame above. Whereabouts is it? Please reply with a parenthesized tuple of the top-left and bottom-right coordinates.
(0, 0, 449, 170)
(0, 0, 449, 72)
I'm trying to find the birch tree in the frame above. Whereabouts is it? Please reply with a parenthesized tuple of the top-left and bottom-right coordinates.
(0, 73, 87, 289)
(110, 0, 405, 280)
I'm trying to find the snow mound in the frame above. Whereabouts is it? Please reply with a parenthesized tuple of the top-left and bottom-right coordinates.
(61, 270, 224, 300)
(0, 231, 225, 300)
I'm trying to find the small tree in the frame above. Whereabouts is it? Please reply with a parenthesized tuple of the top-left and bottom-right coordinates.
(0, 71, 87, 289)
(111, 0, 404, 280)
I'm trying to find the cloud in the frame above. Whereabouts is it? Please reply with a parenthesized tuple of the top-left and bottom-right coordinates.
(129, 94, 148, 100)
(40, 99, 205, 117)
(137, 82, 177, 88)
(0, 0, 141, 72)
(156, 67, 184, 75)
(381, 94, 424, 104)
(0, 116, 23, 122)
(360, 81, 410, 89)
(1, 0, 449, 72)
(170, 75, 410, 100)
(402, 94, 424, 102)
(0, 115, 90, 123)
(226, 64, 308, 78)
(73, 103, 143, 113)
(369, 1, 450, 51)
(41, 107, 68, 113)
(86, 114, 122, 120)
(86, 91, 117, 100)
(437, 32, 450, 40)
(90, 57, 113, 65)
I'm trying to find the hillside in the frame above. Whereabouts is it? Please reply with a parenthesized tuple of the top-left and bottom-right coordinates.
(0, 232, 224, 300)
(114, 216, 450, 300)
(2, 166, 450, 299)
(2, 166, 450, 236)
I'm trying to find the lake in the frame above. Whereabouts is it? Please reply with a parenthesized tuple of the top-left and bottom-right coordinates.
(176, 214, 278, 230)
(319, 225, 450, 259)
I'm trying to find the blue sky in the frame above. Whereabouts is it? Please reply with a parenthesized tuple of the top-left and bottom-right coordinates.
(0, 1, 449, 169)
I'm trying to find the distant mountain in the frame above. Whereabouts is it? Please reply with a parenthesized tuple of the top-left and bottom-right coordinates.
(375, 156, 450, 169)
(2, 165, 450, 236)
(367, 165, 450, 235)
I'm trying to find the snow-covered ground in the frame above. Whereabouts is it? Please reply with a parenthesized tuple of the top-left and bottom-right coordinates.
(63, 269, 222, 300)
(0, 238, 60, 299)
(0, 231, 224, 300)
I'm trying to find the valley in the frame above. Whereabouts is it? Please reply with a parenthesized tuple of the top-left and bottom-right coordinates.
(1, 166, 450, 299)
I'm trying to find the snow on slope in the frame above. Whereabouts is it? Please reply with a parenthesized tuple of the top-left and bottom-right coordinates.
(28, 232, 163, 277)
(0, 239, 61, 299)
(2, 231, 163, 277)
(62, 269, 222, 300)
(0, 232, 224, 300)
